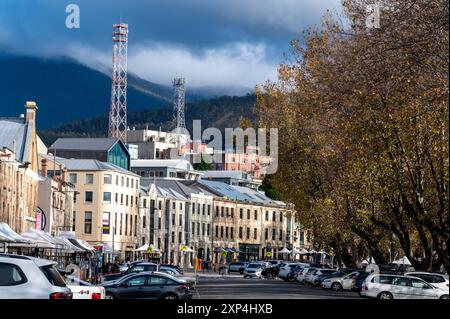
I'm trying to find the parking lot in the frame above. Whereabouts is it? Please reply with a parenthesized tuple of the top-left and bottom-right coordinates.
(194, 275, 361, 299)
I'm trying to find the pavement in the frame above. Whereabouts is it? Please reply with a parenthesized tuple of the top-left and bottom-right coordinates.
(193, 276, 361, 299)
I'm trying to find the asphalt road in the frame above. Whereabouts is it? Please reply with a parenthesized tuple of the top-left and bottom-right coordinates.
(194, 276, 361, 299)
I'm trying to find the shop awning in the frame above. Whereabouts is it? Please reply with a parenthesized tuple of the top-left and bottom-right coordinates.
(0, 222, 30, 243)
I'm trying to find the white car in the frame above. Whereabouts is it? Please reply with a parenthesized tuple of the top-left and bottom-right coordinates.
(361, 273, 449, 299)
(321, 271, 361, 291)
(66, 276, 105, 299)
(303, 268, 320, 284)
(404, 272, 449, 291)
(243, 263, 263, 278)
(295, 267, 311, 284)
(0, 253, 73, 299)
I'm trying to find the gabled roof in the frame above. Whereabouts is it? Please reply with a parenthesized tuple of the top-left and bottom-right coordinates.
(0, 117, 31, 163)
(49, 138, 121, 152)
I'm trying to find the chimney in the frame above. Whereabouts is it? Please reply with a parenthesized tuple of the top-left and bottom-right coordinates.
(41, 158, 48, 177)
(25, 101, 38, 123)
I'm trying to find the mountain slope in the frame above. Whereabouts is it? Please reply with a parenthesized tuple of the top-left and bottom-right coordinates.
(39, 95, 257, 146)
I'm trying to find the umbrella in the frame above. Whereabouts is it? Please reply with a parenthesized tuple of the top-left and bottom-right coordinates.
(299, 248, 309, 255)
(393, 256, 412, 265)
(279, 247, 291, 254)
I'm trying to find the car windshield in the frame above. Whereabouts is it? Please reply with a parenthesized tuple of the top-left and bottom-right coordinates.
(40, 265, 67, 287)
(247, 264, 261, 268)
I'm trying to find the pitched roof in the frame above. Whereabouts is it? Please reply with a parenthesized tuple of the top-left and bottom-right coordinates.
(49, 138, 120, 152)
(56, 158, 138, 176)
(0, 117, 31, 163)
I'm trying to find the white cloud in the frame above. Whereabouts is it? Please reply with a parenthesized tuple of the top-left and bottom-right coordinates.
(64, 42, 278, 88)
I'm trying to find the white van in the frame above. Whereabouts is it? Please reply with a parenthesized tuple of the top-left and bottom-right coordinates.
(361, 273, 449, 299)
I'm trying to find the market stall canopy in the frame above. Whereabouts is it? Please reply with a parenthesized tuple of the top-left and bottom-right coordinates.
(136, 243, 160, 252)
(98, 243, 121, 254)
(299, 248, 309, 255)
(279, 247, 291, 254)
(225, 248, 235, 253)
(0, 222, 30, 243)
(214, 247, 225, 253)
(230, 247, 240, 253)
(393, 256, 412, 265)
(361, 257, 376, 265)
(8, 229, 57, 249)
(291, 247, 301, 255)
(56, 237, 84, 252)
(78, 240, 96, 252)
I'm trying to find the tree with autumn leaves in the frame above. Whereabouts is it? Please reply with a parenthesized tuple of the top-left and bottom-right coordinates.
(253, 0, 449, 271)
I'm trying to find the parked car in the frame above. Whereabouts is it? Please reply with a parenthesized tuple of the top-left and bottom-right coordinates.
(405, 272, 449, 291)
(102, 272, 192, 299)
(310, 269, 338, 286)
(101, 262, 158, 282)
(299, 267, 319, 284)
(243, 263, 264, 278)
(228, 262, 248, 274)
(0, 253, 73, 299)
(159, 267, 196, 287)
(279, 263, 308, 280)
(360, 273, 449, 299)
(160, 264, 183, 274)
(321, 271, 361, 291)
(65, 276, 105, 299)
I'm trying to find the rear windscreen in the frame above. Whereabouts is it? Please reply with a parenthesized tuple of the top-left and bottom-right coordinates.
(40, 265, 67, 287)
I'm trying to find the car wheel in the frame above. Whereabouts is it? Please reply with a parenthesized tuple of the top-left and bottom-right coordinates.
(331, 282, 343, 291)
(162, 294, 178, 300)
(377, 292, 393, 299)
(243, 275, 248, 278)
(439, 295, 449, 300)
(105, 293, 115, 299)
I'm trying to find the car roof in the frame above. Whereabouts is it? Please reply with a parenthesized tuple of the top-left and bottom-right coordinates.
(0, 253, 57, 267)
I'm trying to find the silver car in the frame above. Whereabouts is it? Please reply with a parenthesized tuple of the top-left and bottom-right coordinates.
(0, 253, 73, 299)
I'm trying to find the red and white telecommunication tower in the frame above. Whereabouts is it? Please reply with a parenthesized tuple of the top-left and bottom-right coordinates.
(108, 22, 129, 143)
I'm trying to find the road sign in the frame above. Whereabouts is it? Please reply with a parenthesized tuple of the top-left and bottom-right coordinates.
(181, 245, 187, 252)
(266, 251, 272, 258)
(221, 251, 227, 257)
(147, 246, 153, 253)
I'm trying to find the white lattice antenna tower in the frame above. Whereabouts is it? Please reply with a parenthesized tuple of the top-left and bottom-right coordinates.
(173, 76, 187, 146)
(108, 22, 129, 143)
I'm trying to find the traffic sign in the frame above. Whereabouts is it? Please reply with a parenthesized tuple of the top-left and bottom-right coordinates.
(181, 245, 187, 252)
(266, 251, 272, 258)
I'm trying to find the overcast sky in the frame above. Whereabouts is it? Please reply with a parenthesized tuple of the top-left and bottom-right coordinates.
(0, 0, 341, 88)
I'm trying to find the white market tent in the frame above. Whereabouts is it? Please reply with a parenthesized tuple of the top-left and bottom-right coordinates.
(361, 257, 376, 265)
(299, 248, 309, 255)
(0, 222, 30, 243)
(279, 247, 291, 254)
(291, 247, 301, 255)
(393, 256, 412, 265)
(135, 243, 160, 253)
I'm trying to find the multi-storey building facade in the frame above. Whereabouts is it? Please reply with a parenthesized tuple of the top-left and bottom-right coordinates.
(57, 158, 140, 261)
(0, 102, 40, 233)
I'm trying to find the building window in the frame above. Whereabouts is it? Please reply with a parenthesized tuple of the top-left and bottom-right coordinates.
(207, 205, 211, 215)
(114, 213, 117, 235)
(86, 174, 94, 184)
(207, 224, 210, 236)
(225, 227, 229, 238)
(265, 211, 269, 221)
(272, 211, 276, 221)
(265, 228, 268, 240)
(126, 178, 129, 187)
(246, 227, 250, 239)
(202, 223, 205, 236)
(231, 208, 234, 218)
(115, 193, 118, 204)
(254, 228, 257, 240)
(279, 229, 283, 241)
(215, 226, 219, 237)
(254, 210, 258, 220)
(239, 208, 243, 219)
(239, 227, 243, 239)
(143, 198, 147, 207)
(179, 203, 183, 210)
(215, 206, 219, 216)
(193, 203, 196, 214)
(230, 227, 234, 239)
(102, 212, 110, 234)
(69, 173, 77, 184)
(131, 196, 134, 207)
(125, 195, 128, 206)
(158, 217, 161, 230)
(120, 213, 123, 235)
(125, 214, 128, 235)
(134, 216, 137, 236)
(158, 201, 162, 210)
(221, 206, 224, 217)
(192, 222, 195, 236)
(72, 211, 76, 231)
(85, 191, 93, 203)
(272, 228, 276, 240)
(143, 215, 146, 228)
(178, 232, 182, 244)
(120, 194, 123, 205)
(179, 214, 182, 226)
(104, 174, 112, 184)
(171, 231, 175, 243)
(172, 214, 175, 226)
(116, 175, 118, 185)
(103, 192, 111, 203)
(131, 179, 134, 188)
(197, 223, 200, 236)
(121, 176, 124, 186)
(247, 209, 250, 219)
(220, 226, 224, 238)
(202, 204, 206, 215)
(84, 212, 92, 234)
(280, 213, 283, 223)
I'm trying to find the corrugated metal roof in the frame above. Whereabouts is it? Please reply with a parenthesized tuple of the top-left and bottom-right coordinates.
(0, 117, 30, 163)
(49, 138, 119, 152)
(131, 159, 195, 171)
(56, 158, 138, 176)
(200, 170, 251, 180)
